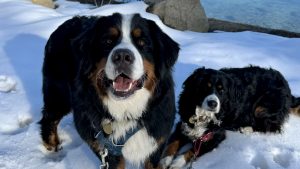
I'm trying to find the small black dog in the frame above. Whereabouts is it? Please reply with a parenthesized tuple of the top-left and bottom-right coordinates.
(161, 66, 300, 169)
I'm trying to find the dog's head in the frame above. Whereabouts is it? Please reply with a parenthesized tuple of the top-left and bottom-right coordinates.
(72, 13, 179, 100)
(179, 67, 232, 126)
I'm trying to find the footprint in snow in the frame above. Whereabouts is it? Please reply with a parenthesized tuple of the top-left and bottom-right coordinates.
(272, 147, 293, 168)
(250, 152, 269, 169)
(0, 164, 6, 169)
(0, 75, 16, 93)
(2, 115, 33, 135)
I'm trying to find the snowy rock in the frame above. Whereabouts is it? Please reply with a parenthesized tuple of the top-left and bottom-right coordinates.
(0, 75, 17, 93)
(147, 0, 209, 32)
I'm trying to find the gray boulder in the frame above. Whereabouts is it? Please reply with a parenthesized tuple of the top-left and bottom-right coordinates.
(147, 0, 209, 32)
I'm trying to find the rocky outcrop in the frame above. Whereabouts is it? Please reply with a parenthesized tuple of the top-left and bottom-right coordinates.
(147, 0, 209, 32)
(208, 18, 300, 38)
(32, 0, 299, 37)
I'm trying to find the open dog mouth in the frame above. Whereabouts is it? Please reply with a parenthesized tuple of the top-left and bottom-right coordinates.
(111, 73, 144, 98)
(97, 71, 145, 98)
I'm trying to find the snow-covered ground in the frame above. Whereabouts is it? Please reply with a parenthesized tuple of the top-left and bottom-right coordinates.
(0, 1, 300, 169)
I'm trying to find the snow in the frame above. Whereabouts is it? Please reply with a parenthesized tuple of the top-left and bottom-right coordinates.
(0, 0, 300, 169)
(0, 75, 16, 92)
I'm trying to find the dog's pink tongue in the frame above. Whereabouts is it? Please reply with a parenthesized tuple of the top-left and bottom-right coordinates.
(113, 76, 133, 91)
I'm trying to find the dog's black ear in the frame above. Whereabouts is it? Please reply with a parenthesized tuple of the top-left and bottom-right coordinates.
(71, 14, 121, 75)
(71, 18, 102, 74)
(72, 13, 121, 56)
(147, 20, 180, 71)
(183, 67, 206, 88)
(71, 17, 98, 58)
(71, 14, 120, 59)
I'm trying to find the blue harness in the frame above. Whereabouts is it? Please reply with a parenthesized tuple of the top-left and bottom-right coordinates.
(94, 124, 141, 156)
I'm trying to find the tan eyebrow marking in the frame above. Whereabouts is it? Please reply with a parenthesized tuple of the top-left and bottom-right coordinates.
(132, 28, 142, 38)
(109, 27, 119, 37)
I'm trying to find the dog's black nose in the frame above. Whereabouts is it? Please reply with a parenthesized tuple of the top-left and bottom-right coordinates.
(207, 100, 218, 109)
(112, 49, 135, 66)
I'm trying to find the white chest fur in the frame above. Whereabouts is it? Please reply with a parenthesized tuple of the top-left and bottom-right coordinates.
(181, 122, 206, 141)
(103, 88, 151, 121)
(101, 120, 158, 165)
(101, 87, 156, 164)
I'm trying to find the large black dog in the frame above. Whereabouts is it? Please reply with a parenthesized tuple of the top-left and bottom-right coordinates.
(162, 66, 300, 169)
(39, 13, 179, 169)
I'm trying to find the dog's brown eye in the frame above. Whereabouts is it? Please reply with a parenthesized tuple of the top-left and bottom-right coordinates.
(106, 39, 113, 44)
(137, 39, 145, 46)
(207, 82, 212, 88)
(218, 85, 223, 89)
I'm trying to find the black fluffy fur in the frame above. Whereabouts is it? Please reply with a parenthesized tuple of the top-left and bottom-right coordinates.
(163, 66, 300, 168)
(180, 66, 296, 133)
(39, 13, 179, 169)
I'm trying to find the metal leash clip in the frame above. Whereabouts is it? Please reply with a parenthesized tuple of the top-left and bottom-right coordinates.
(99, 148, 109, 169)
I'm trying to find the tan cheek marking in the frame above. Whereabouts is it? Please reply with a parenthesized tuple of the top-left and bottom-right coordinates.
(89, 58, 108, 99)
(143, 60, 157, 93)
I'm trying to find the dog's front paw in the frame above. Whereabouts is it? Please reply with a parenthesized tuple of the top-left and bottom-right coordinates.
(169, 155, 187, 169)
(42, 132, 62, 152)
(43, 141, 62, 152)
(160, 155, 174, 169)
(240, 126, 253, 134)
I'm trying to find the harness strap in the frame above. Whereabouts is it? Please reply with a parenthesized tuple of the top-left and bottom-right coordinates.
(193, 132, 214, 157)
(94, 123, 142, 156)
(188, 132, 214, 169)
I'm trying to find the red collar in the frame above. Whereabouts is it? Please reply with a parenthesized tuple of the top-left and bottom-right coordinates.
(193, 132, 214, 157)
